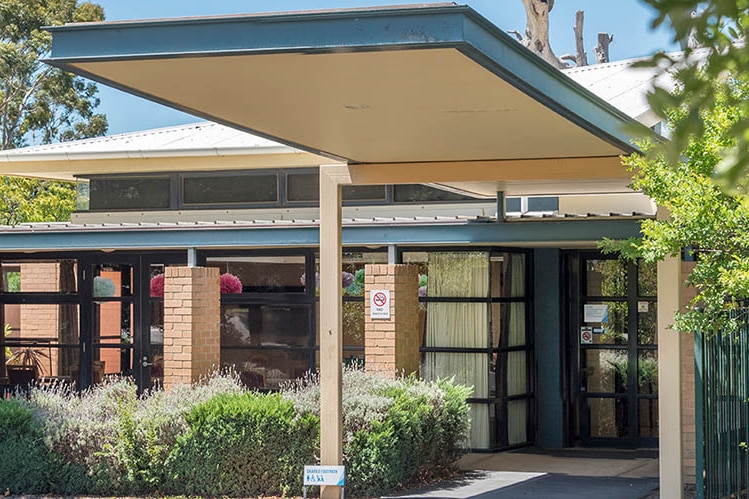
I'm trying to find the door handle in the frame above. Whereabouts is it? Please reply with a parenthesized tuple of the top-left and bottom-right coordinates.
(142, 356, 153, 367)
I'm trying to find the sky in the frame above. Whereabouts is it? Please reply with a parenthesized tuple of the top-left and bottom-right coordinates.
(87, 0, 680, 135)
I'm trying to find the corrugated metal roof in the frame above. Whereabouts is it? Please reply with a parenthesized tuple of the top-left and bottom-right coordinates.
(0, 122, 303, 161)
(0, 212, 651, 234)
(564, 56, 675, 126)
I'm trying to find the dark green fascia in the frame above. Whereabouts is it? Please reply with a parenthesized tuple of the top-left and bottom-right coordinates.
(0, 219, 643, 251)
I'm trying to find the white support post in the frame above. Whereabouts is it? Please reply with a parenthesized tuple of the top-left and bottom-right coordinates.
(657, 207, 683, 498)
(319, 164, 350, 499)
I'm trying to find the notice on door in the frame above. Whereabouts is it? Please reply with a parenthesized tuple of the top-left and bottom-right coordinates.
(580, 326, 594, 344)
(584, 304, 609, 323)
(370, 290, 391, 319)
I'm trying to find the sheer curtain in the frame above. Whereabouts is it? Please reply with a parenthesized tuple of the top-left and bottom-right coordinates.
(423, 252, 489, 449)
(506, 255, 527, 445)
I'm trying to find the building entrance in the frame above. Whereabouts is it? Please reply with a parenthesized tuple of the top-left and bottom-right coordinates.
(566, 252, 658, 447)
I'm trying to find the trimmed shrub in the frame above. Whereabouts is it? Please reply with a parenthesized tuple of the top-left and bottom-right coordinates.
(0, 398, 88, 495)
(283, 368, 471, 497)
(1, 368, 469, 498)
(164, 392, 318, 497)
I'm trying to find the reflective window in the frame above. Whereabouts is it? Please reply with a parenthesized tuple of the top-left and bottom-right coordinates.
(90, 176, 170, 210)
(183, 174, 278, 205)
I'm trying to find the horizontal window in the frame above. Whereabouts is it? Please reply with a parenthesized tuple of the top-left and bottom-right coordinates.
(90, 177, 170, 210)
(183, 174, 278, 205)
(394, 184, 476, 202)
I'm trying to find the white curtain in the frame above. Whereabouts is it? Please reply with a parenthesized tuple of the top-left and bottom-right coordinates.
(506, 254, 528, 445)
(423, 252, 489, 449)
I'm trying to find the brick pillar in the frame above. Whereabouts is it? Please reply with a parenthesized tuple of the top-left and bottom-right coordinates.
(681, 261, 698, 486)
(162, 266, 220, 389)
(364, 264, 420, 378)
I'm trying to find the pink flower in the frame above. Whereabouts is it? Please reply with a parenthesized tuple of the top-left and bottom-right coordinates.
(220, 273, 243, 294)
(150, 274, 164, 297)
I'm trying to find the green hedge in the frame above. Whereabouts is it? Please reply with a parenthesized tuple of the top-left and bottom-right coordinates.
(164, 392, 318, 497)
(0, 370, 470, 497)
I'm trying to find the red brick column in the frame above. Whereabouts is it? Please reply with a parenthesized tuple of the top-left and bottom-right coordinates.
(680, 261, 697, 486)
(163, 266, 220, 388)
(364, 264, 420, 378)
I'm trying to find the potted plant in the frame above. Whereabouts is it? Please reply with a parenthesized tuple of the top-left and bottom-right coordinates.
(7, 346, 49, 378)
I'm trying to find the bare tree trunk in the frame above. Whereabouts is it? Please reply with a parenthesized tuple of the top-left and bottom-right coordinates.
(574, 10, 588, 66)
(668, 8, 700, 50)
(594, 33, 614, 64)
(519, 0, 563, 68)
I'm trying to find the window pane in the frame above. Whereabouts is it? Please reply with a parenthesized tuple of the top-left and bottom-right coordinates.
(342, 185, 387, 201)
(94, 301, 133, 380)
(2, 260, 78, 293)
(639, 398, 658, 437)
(638, 350, 658, 394)
(4, 303, 79, 380)
(585, 259, 627, 296)
(93, 264, 131, 297)
(183, 174, 278, 205)
(583, 301, 628, 345)
(638, 260, 657, 296)
(638, 301, 657, 345)
(287, 172, 319, 202)
(207, 255, 306, 293)
(90, 176, 170, 210)
(423, 252, 489, 298)
(426, 303, 487, 348)
(393, 184, 475, 203)
(222, 304, 310, 347)
(587, 397, 628, 438)
(491, 253, 526, 297)
(422, 352, 489, 398)
(221, 349, 311, 389)
(492, 303, 526, 348)
(582, 348, 628, 393)
(494, 350, 528, 396)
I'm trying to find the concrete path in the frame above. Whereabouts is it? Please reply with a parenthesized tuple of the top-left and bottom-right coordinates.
(387, 449, 659, 499)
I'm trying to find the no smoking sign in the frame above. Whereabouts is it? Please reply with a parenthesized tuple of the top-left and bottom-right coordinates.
(370, 289, 391, 319)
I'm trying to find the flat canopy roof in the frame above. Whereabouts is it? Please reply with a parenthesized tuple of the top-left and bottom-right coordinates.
(44, 3, 650, 182)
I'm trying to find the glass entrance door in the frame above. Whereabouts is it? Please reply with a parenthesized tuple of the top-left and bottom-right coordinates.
(568, 253, 658, 446)
(80, 253, 184, 391)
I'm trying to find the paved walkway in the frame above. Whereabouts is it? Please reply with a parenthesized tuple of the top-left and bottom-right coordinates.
(388, 448, 660, 499)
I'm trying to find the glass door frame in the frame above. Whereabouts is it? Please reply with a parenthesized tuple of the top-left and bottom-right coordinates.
(398, 245, 535, 451)
(565, 251, 658, 447)
(79, 251, 185, 391)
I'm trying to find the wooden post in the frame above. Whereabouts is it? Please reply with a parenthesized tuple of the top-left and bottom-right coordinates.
(657, 206, 684, 498)
(319, 164, 350, 499)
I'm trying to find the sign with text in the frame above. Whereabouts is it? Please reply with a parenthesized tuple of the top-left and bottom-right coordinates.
(304, 465, 346, 486)
(583, 304, 609, 324)
(370, 289, 391, 319)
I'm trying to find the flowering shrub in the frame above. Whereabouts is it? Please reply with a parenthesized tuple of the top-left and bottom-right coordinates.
(150, 272, 242, 297)
(219, 272, 242, 294)
(150, 273, 164, 297)
(0, 369, 469, 497)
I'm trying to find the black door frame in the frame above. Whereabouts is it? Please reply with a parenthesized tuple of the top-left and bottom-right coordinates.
(564, 250, 658, 448)
(78, 251, 185, 391)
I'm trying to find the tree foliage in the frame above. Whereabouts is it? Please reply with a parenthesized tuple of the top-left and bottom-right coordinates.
(641, 0, 749, 190)
(0, 0, 107, 225)
(602, 79, 749, 334)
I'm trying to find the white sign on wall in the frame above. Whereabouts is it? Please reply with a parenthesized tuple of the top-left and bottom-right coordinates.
(370, 289, 391, 319)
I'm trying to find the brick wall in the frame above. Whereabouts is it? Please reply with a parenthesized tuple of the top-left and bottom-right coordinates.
(681, 261, 697, 485)
(162, 266, 220, 388)
(364, 264, 420, 378)
(19, 263, 60, 377)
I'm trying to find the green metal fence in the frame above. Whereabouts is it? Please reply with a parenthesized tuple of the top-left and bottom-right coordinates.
(697, 309, 749, 498)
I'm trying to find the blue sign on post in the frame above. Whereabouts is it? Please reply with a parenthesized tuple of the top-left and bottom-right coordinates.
(303, 465, 345, 499)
